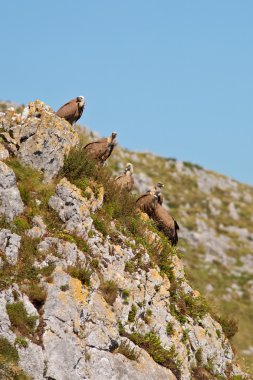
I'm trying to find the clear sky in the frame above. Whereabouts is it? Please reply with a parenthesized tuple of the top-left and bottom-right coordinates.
(1, 1, 252, 184)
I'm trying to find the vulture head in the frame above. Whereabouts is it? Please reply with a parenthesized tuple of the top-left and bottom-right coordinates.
(109, 132, 117, 145)
(125, 163, 133, 175)
(155, 182, 164, 190)
(77, 96, 85, 107)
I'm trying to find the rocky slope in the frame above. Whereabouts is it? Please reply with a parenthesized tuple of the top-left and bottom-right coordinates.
(0, 100, 250, 380)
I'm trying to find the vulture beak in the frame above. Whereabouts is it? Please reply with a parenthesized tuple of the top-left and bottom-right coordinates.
(112, 132, 117, 139)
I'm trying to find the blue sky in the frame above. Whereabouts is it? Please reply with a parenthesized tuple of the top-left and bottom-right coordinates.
(1, 1, 252, 184)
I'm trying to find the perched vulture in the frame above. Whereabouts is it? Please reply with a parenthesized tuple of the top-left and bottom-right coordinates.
(56, 96, 85, 125)
(152, 203, 179, 246)
(114, 163, 134, 192)
(149, 182, 164, 205)
(135, 191, 158, 217)
(82, 132, 117, 165)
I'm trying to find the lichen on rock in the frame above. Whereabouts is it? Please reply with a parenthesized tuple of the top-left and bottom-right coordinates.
(1, 100, 79, 180)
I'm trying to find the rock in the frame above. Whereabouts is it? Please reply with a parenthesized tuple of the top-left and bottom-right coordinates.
(18, 342, 44, 380)
(27, 215, 46, 239)
(49, 178, 94, 239)
(1, 100, 79, 180)
(36, 237, 86, 269)
(79, 347, 177, 380)
(0, 143, 9, 160)
(0, 161, 24, 221)
(0, 229, 21, 265)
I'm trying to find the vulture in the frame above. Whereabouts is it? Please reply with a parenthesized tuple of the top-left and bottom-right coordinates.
(149, 182, 164, 205)
(82, 132, 117, 165)
(152, 203, 179, 246)
(56, 96, 85, 125)
(135, 191, 158, 217)
(114, 163, 134, 192)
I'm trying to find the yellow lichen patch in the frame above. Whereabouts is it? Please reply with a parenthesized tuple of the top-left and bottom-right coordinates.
(148, 268, 163, 283)
(139, 212, 150, 222)
(70, 277, 88, 305)
(193, 290, 201, 298)
(113, 245, 124, 256)
(193, 325, 207, 342)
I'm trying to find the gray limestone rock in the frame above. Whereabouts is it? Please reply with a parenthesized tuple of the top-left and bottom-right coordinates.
(1, 100, 79, 180)
(0, 161, 24, 221)
(0, 229, 21, 265)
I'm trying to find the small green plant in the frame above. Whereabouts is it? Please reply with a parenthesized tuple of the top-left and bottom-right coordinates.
(0, 337, 19, 363)
(15, 337, 28, 348)
(91, 258, 99, 269)
(114, 340, 139, 361)
(142, 308, 152, 324)
(121, 289, 130, 299)
(13, 216, 31, 233)
(215, 315, 239, 339)
(183, 161, 203, 170)
(60, 284, 69, 292)
(166, 322, 175, 336)
(195, 348, 203, 365)
(128, 304, 137, 322)
(127, 332, 181, 379)
(6, 302, 37, 337)
(182, 328, 190, 344)
(100, 280, 118, 305)
(125, 260, 136, 274)
(67, 266, 92, 286)
(92, 214, 110, 237)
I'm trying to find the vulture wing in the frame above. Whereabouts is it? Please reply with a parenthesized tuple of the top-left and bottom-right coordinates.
(114, 174, 134, 192)
(153, 204, 179, 245)
(158, 193, 163, 205)
(83, 139, 108, 161)
(56, 99, 76, 119)
(136, 193, 156, 216)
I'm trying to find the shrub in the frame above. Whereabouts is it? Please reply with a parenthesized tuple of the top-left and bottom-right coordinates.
(125, 260, 136, 274)
(114, 340, 139, 361)
(67, 266, 92, 286)
(0, 337, 19, 363)
(127, 332, 181, 379)
(128, 304, 137, 322)
(121, 289, 130, 299)
(100, 280, 118, 305)
(15, 337, 28, 349)
(6, 302, 37, 337)
(195, 348, 203, 365)
(142, 308, 152, 324)
(166, 322, 175, 336)
(60, 284, 69, 292)
(215, 315, 239, 339)
(184, 294, 208, 320)
(92, 213, 110, 237)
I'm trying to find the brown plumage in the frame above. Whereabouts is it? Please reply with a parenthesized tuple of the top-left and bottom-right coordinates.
(82, 132, 117, 165)
(136, 191, 158, 217)
(114, 163, 134, 192)
(56, 96, 85, 125)
(148, 182, 164, 205)
(152, 203, 179, 246)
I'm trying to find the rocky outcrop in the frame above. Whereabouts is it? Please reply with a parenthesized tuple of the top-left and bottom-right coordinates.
(0, 100, 79, 180)
(0, 101, 249, 380)
(0, 161, 24, 221)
